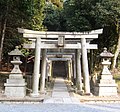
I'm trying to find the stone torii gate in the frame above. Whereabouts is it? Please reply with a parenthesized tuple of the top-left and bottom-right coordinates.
(18, 28, 103, 97)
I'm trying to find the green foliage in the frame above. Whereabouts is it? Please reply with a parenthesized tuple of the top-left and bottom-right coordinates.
(63, 0, 120, 48)
(61, 0, 120, 71)
(0, 0, 46, 62)
(43, 0, 120, 52)
(48, 0, 63, 7)
(63, 0, 95, 31)
(0, 0, 33, 28)
(31, 0, 45, 30)
(3, 34, 24, 58)
(21, 48, 30, 57)
(93, 0, 120, 50)
(43, 3, 65, 31)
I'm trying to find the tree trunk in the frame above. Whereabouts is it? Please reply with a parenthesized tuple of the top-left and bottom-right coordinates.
(111, 33, 120, 70)
(0, 18, 7, 70)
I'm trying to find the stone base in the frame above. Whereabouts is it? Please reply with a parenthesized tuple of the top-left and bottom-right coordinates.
(84, 93, 92, 96)
(4, 74, 27, 97)
(4, 85, 26, 97)
(30, 92, 40, 97)
(77, 90, 84, 95)
(94, 84, 118, 96)
(94, 73, 118, 96)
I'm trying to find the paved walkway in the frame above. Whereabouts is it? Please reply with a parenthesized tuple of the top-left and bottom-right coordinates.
(0, 103, 120, 112)
(43, 78, 80, 104)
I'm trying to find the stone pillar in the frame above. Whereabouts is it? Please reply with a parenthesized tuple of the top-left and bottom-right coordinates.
(31, 38, 41, 97)
(70, 60, 73, 81)
(40, 49, 47, 93)
(73, 54, 76, 80)
(47, 60, 52, 82)
(81, 38, 90, 94)
(76, 49, 83, 92)
(68, 60, 72, 81)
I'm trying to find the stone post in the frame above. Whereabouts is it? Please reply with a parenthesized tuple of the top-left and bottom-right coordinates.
(68, 60, 72, 81)
(72, 54, 76, 83)
(30, 38, 41, 97)
(40, 49, 47, 93)
(76, 49, 83, 92)
(81, 38, 90, 94)
(70, 60, 73, 81)
(47, 60, 52, 82)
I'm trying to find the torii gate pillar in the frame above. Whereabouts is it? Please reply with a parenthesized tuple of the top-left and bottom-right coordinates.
(81, 38, 90, 94)
(76, 49, 83, 92)
(30, 38, 41, 97)
(40, 49, 47, 93)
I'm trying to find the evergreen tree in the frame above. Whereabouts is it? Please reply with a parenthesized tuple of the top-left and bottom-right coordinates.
(0, 0, 46, 69)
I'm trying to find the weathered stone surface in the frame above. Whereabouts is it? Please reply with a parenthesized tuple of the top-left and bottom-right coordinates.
(95, 85, 117, 96)
(4, 73, 27, 98)
(94, 48, 117, 96)
(4, 47, 27, 98)
(8, 46, 23, 56)
(4, 86, 26, 97)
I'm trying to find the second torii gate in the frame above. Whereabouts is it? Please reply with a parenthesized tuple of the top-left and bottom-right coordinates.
(18, 28, 103, 97)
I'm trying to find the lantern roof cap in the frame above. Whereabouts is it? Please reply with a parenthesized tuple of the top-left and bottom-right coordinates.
(8, 46, 23, 56)
(100, 47, 114, 58)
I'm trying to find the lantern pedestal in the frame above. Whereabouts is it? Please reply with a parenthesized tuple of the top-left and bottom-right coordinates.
(94, 71, 118, 96)
(4, 47, 27, 97)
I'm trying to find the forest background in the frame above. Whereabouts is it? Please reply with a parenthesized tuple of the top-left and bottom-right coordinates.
(0, 0, 120, 73)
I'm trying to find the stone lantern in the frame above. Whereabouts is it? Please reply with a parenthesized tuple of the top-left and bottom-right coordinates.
(94, 48, 117, 96)
(100, 48, 114, 75)
(4, 46, 27, 97)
